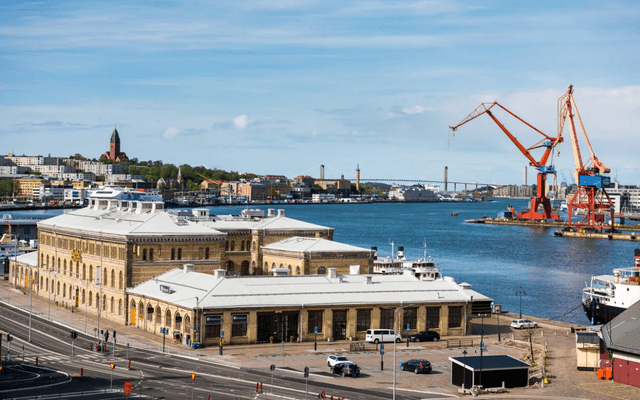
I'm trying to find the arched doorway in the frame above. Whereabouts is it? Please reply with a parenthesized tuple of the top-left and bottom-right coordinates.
(130, 300, 137, 325)
(241, 261, 249, 276)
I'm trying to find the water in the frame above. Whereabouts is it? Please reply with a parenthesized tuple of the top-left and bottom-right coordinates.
(213, 199, 638, 325)
(7, 200, 637, 325)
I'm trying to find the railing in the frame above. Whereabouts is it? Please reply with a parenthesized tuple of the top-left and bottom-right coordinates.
(446, 339, 474, 348)
(349, 342, 366, 352)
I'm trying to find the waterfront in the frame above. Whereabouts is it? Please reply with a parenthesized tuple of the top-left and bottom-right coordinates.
(212, 199, 637, 325)
(4, 199, 637, 325)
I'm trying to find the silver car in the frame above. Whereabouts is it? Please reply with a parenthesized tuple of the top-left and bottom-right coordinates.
(510, 319, 538, 329)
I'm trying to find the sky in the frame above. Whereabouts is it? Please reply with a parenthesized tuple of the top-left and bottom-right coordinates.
(2, 0, 640, 186)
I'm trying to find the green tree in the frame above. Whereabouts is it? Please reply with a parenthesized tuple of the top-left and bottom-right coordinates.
(0, 179, 13, 198)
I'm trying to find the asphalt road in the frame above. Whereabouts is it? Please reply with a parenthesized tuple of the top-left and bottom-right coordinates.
(0, 300, 443, 400)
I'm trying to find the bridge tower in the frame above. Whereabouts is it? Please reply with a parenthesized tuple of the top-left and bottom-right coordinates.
(444, 166, 448, 194)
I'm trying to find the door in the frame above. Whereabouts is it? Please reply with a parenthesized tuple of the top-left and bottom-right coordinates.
(332, 310, 347, 340)
(75, 288, 79, 307)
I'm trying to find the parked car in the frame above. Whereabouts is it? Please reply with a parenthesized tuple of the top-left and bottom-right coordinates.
(408, 331, 440, 342)
(327, 354, 349, 367)
(331, 362, 361, 377)
(365, 329, 402, 343)
(510, 319, 538, 329)
(401, 359, 432, 374)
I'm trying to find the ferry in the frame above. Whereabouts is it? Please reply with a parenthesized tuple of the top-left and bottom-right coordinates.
(582, 249, 640, 324)
(89, 185, 163, 202)
(373, 240, 441, 281)
(0, 233, 27, 260)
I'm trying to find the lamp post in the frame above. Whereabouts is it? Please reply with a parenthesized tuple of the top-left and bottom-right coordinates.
(393, 304, 416, 400)
(194, 296, 199, 344)
(462, 349, 468, 389)
(28, 269, 33, 342)
(515, 288, 527, 319)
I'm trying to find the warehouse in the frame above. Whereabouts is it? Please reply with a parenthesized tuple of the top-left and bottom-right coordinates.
(450, 355, 530, 389)
(601, 301, 640, 388)
(127, 265, 493, 347)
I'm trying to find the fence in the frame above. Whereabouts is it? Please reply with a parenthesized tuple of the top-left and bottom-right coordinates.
(446, 339, 474, 348)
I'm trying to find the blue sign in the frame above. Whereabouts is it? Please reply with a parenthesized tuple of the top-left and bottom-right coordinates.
(221, 331, 225, 340)
(380, 344, 385, 355)
(314, 326, 318, 335)
(127, 343, 130, 349)
(407, 324, 410, 334)
(481, 341, 485, 351)
(399, 359, 403, 367)
(282, 340, 285, 349)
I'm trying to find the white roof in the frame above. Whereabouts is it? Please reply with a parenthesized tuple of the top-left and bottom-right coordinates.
(38, 207, 225, 238)
(14, 251, 38, 266)
(262, 236, 371, 253)
(200, 214, 332, 233)
(128, 268, 493, 310)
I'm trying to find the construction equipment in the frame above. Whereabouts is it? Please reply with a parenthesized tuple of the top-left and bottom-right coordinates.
(450, 102, 563, 220)
(557, 85, 614, 230)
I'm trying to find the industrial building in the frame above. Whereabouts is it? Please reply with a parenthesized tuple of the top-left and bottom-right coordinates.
(601, 301, 640, 388)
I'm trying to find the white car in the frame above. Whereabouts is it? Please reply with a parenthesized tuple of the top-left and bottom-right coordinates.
(511, 319, 538, 329)
(327, 355, 350, 367)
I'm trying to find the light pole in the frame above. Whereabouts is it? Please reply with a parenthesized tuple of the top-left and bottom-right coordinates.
(393, 303, 416, 400)
(516, 288, 527, 319)
(462, 349, 468, 389)
(28, 269, 33, 342)
(194, 296, 199, 345)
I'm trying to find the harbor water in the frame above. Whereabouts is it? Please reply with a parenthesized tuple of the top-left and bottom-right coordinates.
(6, 199, 638, 325)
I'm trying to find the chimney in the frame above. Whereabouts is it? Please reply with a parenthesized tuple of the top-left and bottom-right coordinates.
(183, 264, 195, 273)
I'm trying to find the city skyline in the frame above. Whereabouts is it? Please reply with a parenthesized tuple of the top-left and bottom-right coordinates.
(3, 1, 640, 185)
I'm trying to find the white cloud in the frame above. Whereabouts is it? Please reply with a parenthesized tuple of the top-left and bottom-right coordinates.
(403, 105, 432, 114)
(233, 114, 254, 129)
(163, 127, 180, 138)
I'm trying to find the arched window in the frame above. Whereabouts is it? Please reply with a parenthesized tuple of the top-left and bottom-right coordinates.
(119, 271, 123, 289)
(264, 262, 268, 274)
(241, 241, 245, 251)
(118, 299, 122, 315)
(103, 268, 108, 287)
(230, 241, 235, 251)
(57, 281, 60, 295)
(296, 266, 301, 275)
(205, 248, 209, 260)
(177, 248, 182, 260)
(142, 249, 147, 260)
(40, 276, 43, 289)
(96, 293, 100, 309)
(166, 309, 172, 328)
(103, 295, 107, 310)
(171, 248, 175, 260)
(317, 267, 326, 275)
(76, 263, 79, 278)
(130, 300, 136, 325)
(149, 249, 154, 261)
(89, 265, 93, 282)
(111, 270, 115, 288)
(147, 303, 153, 322)
(46, 278, 49, 292)
(156, 306, 162, 324)
(111, 297, 115, 313)
(63, 259, 67, 275)
(63, 283, 66, 297)
(185, 315, 191, 332)
(57, 257, 60, 273)
(89, 291, 93, 306)
(225, 241, 229, 251)
(175, 312, 182, 331)
(82, 264, 86, 280)
(82, 289, 85, 304)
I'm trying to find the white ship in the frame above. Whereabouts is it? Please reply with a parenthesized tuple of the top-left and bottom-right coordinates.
(582, 249, 640, 324)
(0, 233, 26, 260)
(89, 185, 163, 202)
(373, 240, 441, 281)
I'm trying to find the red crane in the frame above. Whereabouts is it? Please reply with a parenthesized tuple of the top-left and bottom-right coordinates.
(557, 85, 614, 231)
(449, 102, 563, 220)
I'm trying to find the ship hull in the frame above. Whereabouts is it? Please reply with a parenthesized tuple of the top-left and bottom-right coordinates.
(582, 301, 626, 325)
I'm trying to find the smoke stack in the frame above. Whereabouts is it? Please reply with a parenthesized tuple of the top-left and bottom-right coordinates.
(356, 164, 361, 192)
(371, 246, 377, 260)
(444, 166, 448, 194)
(398, 246, 404, 259)
(320, 164, 325, 180)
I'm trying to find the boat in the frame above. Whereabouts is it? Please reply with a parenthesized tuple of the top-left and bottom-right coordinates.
(372, 240, 441, 281)
(451, 212, 458, 216)
(0, 233, 27, 260)
(582, 249, 640, 324)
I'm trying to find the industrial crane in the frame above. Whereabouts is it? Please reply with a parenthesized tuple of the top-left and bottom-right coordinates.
(557, 85, 614, 230)
(449, 102, 563, 220)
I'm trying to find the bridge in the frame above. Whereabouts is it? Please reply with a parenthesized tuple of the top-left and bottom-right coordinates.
(346, 178, 497, 193)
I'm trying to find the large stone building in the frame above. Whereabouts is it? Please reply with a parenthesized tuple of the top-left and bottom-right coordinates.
(126, 266, 491, 346)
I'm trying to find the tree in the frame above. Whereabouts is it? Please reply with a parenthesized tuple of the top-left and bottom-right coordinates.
(0, 179, 13, 198)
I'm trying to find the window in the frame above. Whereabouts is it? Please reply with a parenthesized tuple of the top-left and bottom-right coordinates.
(89, 291, 93, 306)
(174, 313, 182, 331)
(177, 248, 182, 260)
(142, 249, 147, 261)
(426, 307, 440, 329)
(230, 241, 235, 251)
(225, 241, 229, 251)
(156, 306, 162, 323)
(63, 259, 67, 275)
(357, 309, 371, 332)
(103, 295, 107, 311)
(82, 264, 86, 280)
(166, 310, 172, 328)
(317, 267, 326, 275)
(404, 307, 417, 331)
(232, 314, 247, 337)
(149, 249, 154, 261)
(380, 308, 394, 329)
(308, 310, 323, 333)
(119, 271, 123, 289)
(204, 314, 222, 338)
(205, 248, 209, 260)
(118, 299, 122, 315)
(81, 289, 85, 304)
(111, 270, 115, 288)
(111, 297, 114, 313)
(89, 265, 93, 282)
(241, 241, 245, 251)
(171, 248, 175, 260)
(103, 268, 108, 287)
(147, 304, 153, 322)
(96, 293, 100, 309)
(448, 306, 462, 328)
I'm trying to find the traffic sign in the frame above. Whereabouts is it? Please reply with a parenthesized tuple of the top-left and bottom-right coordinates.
(221, 331, 225, 339)
(124, 382, 132, 394)
(407, 324, 410, 334)
(314, 326, 318, 335)
(270, 364, 276, 371)
(191, 373, 196, 381)
(399, 359, 403, 367)
(7, 333, 13, 342)
(380, 343, 384, 355)
(304, 366, 309, 378)
(110, 363, 115, 370)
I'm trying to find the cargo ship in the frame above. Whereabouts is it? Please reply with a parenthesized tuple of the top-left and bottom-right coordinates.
(582, 249, 640, 324)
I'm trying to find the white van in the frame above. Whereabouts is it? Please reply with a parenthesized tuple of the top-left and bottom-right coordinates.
(365, 329, 402, 343)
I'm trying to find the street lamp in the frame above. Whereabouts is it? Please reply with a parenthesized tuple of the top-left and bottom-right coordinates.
(515, 288, 527, 319)
(393, 303, 416, 400)
(462, 349, 468, 389)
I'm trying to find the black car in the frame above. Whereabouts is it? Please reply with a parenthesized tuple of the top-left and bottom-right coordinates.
(408, 331, 440, 342)
(331, 362, 361, 377)
(401, 359, 432, 374)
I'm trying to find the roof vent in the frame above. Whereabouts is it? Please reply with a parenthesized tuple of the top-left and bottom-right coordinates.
(277, 209, 285, 217)
(214, 269, 226, 279)
(183, 264, 195, 273)
(328, 268, 337, 279)
(349, 265, 360, 275)
(273, 268, 290, 276)
(267, 208, 275, 217)
(366, 275, 373, 285)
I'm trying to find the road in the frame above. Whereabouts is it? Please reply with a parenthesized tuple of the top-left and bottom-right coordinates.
(0, 300, 441, 400)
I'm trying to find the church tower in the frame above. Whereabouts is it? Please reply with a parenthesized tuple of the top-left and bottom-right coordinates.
(110, 128, 121, 160)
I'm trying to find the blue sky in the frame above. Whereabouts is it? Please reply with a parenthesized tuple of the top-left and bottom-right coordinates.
(2, 0, 640, 185)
